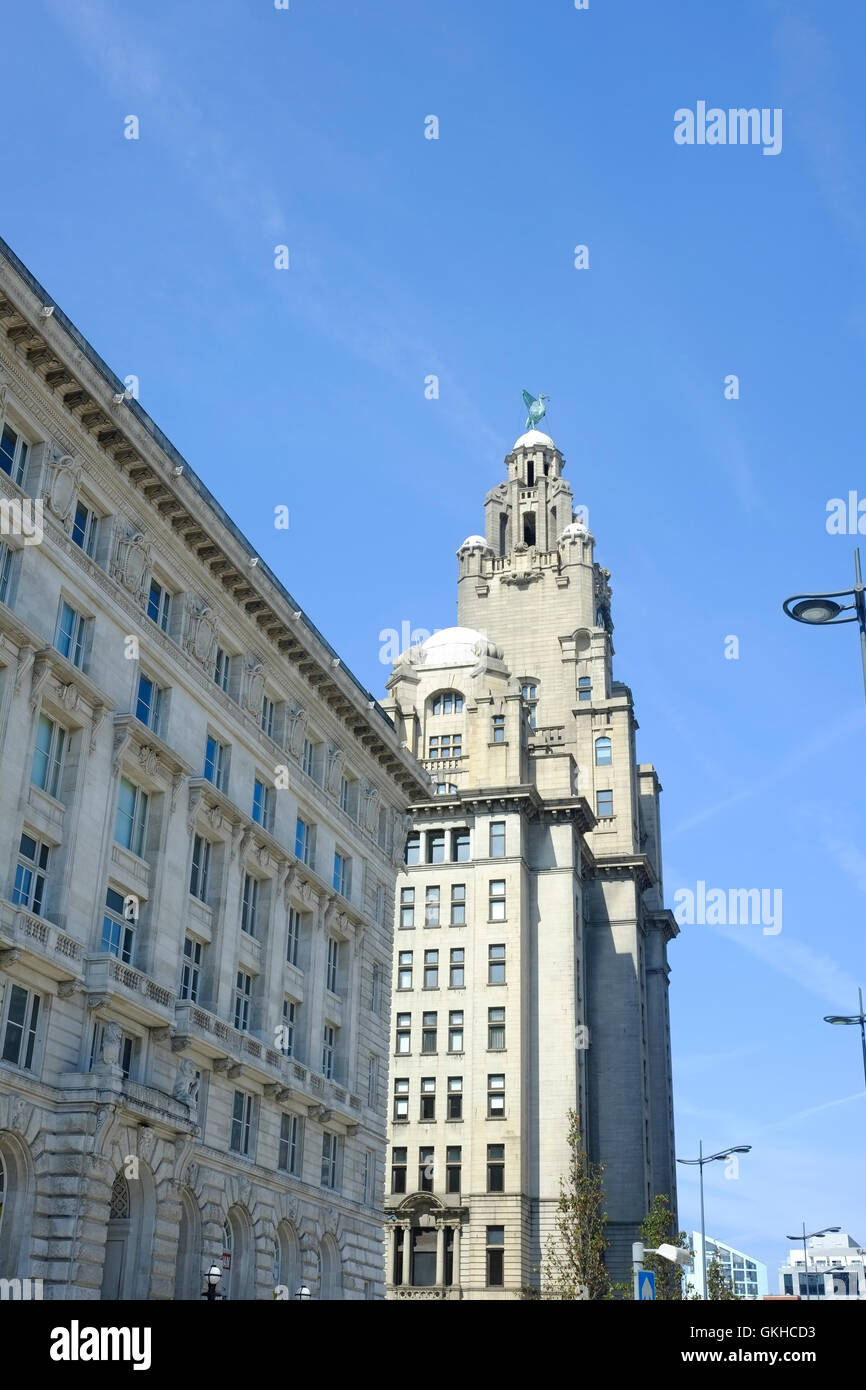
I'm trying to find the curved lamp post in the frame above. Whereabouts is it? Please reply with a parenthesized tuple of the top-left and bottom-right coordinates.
(784, 1224, 841, 1300)
(677, 1142, 752, 1299)
(823, 988, 866, 1092)
(782, 547, 866, 706)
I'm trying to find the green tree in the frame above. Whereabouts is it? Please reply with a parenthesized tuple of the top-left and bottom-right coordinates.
(639, 1194, 688, 1300)
(706, 1253, 741, 1300)
(534, 1109, 612, 1300)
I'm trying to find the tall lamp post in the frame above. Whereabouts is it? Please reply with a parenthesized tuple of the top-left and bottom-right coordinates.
(823, 988, 866, 1091)
(677, 1141, 752, 1299)
(782, 547, 866, 706)
(785, 1224, 840, 1300)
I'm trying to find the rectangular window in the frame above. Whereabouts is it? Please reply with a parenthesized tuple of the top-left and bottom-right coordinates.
(427, 733, 461, 759)
(488, 943, 506, 984)
(452, 829, 470, 862)
(448, 1010, 464, 1053)
(114, 777, 149, 857)
(488, 1006, 506, 1050)
(234, 970, 252, 1033)
(492, 714, 505, 744)
(423, 949, 439, 989)
(397, 950, 413, 990)
(147, 579, 171, 632)
(363, 1151, 374, 1207)
(596, 789, 614, 818)
(189, 834, 210, 902)
(449, 948, 465, 988)
(333, 851, 351, 898)
(405, 832, 421, 865)
(0, 422, 29, 486)
(179, 935, 202, 1003)
(418, 1145, 434, 1192)
(252, 778, 273, 831)
(321, 1131, 339, 1189)
(447, 1075, 463, 1120)
(286, 906, 302, 966)
(55, 600, 87, 668)
(578, 676, 591, 702)
(339, 774, 359, 819)
(0, 541, 12, 605)
(487, 1143, 505, 1192)
(487, 1074, 505, 1118)
(213, 646, 231, 693)
(374, 883, 385, 925)
(595, 736, 612, 766)
(31, 713, 66, 799)
(370, 960, 383, 1014)
(101, 886, 134, 964)
(71, 500, 98, 557)
(489, 879, 506, 921)
(12, 832, 50, 916)
(301, 736, 318, 781)
(450, 884, 466, 926)
(490, 820, 506, 857)
(395, 1012, 411, 1054)
(278, 1112, 300, 1174)
(322, 1023, 336, 1078)
(400, 887, 415, 928)
(203, 735, 226, 791)
(391, 1147, 407, 1194)
(393, 1078, 409, 1121)
(326, 936, 340, 994)
(230, 1090, 253, 1155)
(421, 1011, 437, 1054)
(427, 830, 445, 864)
(424, 885, 440, 927)
(240, 872, 259, 937)
(486, 1226, 505, 1286)
(420, 1077, 436, 1121)
(295, 817, 315, 868)
(1, 983, 41, 1070)
(367, 1054, 379, 1109)
(260, 695, 275, 739)
(135, 674, 162, 734)
(446, 1145, 462, 1194)
(280, 998, 296, 1057)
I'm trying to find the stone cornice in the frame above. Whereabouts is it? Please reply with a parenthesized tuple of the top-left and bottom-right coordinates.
(589, 851, 656, 893)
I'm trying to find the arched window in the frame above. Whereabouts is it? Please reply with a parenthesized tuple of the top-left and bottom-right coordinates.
(176, 1188, 202, 1299)
(319, 1235, 342, 1300)
(274, 1221, 300, 1296)
(499, 513, 508, 555)
(595, 736, 612, 766)
(431, 691, 464, 715)
(224, 1205, 254, 1300)
(101, 1164, 156, 1299)
(0, 1133, 33, 1279)
(520, 680, 539, 729)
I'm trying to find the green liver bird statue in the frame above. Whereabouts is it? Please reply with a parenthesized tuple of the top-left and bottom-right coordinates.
(522, 390, 550, 431)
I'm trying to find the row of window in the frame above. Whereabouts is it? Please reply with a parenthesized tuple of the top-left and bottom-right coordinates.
(390, 1143, 505, 1195)
(396, 1007, 505, 1054)
(393, 1073, 505, 1121)
(406, 822, 506, 864)
(397, 944, 506, 990)
(399, 879, 506, 927)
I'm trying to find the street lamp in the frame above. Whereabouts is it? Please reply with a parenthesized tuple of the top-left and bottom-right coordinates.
(202, 1263, 222, 1301)
(677, 1141, 752, 1299)
(785, 1224, 841, 1301)
(823, 988, 866, 1092)
(295, 1284, 311, 1301)
(783, 547, 866, 706)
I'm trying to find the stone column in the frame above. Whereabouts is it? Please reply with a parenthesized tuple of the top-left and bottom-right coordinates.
(435, 1220, 445, 1287)
(385, 1223, 395, 1287)
(395, 1222, 410, 1286)
(452, 1222, 462, 1288)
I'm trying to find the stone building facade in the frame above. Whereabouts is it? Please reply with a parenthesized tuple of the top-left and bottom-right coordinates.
(0, 237, 428, 1300)
(382, 427, 678, 1297)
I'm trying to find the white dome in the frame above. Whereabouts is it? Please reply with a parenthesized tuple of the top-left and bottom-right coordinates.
(458, 534, 490, 551)
(560, 521, 588, 542)
(512, 429, 555, 451)
(401, 625, 503, 669)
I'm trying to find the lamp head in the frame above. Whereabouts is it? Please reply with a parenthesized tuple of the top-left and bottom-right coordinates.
(790, 598, 843, 624)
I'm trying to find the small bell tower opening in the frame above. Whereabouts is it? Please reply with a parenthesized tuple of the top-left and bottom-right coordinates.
(527, 460, 535, 486)
(523, 512, 536, 546)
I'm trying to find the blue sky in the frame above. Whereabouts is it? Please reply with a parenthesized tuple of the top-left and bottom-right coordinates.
(2, 0, 864, 1282)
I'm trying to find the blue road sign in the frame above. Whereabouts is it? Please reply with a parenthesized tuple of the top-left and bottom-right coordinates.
(636, 1269, 656, 1301)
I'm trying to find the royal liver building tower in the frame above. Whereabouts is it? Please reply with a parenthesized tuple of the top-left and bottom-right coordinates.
(382, 423, 678, 1298)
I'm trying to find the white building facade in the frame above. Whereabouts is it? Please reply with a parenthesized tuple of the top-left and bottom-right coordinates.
(382, 427, 678, 1298)
(779, 1232, 865, 1300)
(689, 1233, 769, 1299)
(0, 237, 428, 1300)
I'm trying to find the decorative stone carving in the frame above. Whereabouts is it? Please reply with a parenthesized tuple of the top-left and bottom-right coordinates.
(14, 645, 35, 695)
(101, 1021, 123, 1067)
(183, 596, 219, 669)
(0, 364, 8, 415)
(137, 1125, 157, 1162)
(59, 681, 78, 713)
(44, 448, 79, 524)
(326, 744, 344, 795)
(187, 785, 205, 833)
(285, 702, 306, 759)
(391, 810, 412, 867)
(173, 1059, 200, 1118)
(279, 862, 297, 909)
(184, 1161, 199, 1190)
(237, 1177, 252, 1210)
(362, 783, 380, 833)
(9, 1095, 30, 1133)
(243, 654, 266, 717)
(29, 654, 53, 710)
(111, 521, 151, 604)
(112, 726, 131, 776)
(138, 744, 159, 778)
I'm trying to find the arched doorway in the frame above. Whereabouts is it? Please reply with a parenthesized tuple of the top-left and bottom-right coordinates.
(223, 1205, 253, 1300)
(101, 1163, 156, 1299)
(0, 1132, 33, 1278)
(176, 1188, 202, 1299)
(319, 1234, 341, 1300)
(274, 1220, 300, 1297)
